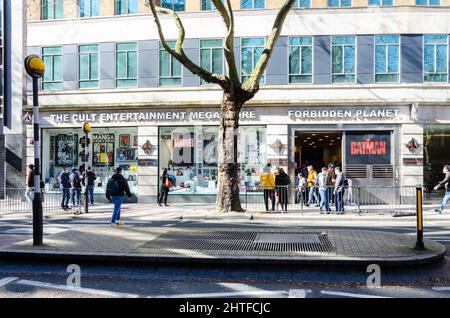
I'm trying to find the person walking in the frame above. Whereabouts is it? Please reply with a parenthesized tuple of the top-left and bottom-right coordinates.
(158, 168, 170, 207)
(58, 167, 71, 211)
(106, 167, 132, 227)
(70, 168, 82, 208)
(433, 164, 450, 214)
(317, 167, 331, 214)
(296, 173, 307, 205)
(327, 163, 336, 205)
(83, 166, 97, 206)
(25, 164, 35, 203)
(334, 167, 346, 214)
(305, 165, 319, 207)
(260, 164, 275, 211)
(275, 168, 291, 213)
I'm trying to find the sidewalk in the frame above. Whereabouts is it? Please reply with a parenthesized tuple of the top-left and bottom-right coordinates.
(0, 225, 446, 266)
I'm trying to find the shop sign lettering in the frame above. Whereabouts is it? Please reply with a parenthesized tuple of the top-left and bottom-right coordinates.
(288, 109, 400, 120)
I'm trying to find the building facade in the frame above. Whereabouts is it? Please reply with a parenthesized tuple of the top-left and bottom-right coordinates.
(26, 0, 450, 203)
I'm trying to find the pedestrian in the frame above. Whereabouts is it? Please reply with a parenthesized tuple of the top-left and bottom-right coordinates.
(260, 164, 275, 211)
(433, 164, 450, 214)
(317, 167, 331, 214)
(69, 168, 82, 208)
(83, 166, 97, 206)
(305, 165, 319, 207)
(334, 167, 346, 214)
(275, 168, 291, 213)
(57, 167, 71, 211)
(106, 167, 132, 227)
(158, 168, 170, 207)
(327, 163, 336, 205)
(25, 164, 35, 203)
(296, 173, 307, 205)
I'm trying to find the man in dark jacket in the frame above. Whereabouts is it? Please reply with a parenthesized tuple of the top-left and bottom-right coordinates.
(434, 164, 450, 214)
(83, 166, 97, 205)
(58, 167, 71, 210)
(106, 167, 132, 227)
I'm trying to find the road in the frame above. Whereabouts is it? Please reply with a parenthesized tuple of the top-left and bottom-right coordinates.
(1, 207, 450, 298)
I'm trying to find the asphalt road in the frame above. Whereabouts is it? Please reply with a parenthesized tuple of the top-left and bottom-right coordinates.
(1, 211, 450, 298)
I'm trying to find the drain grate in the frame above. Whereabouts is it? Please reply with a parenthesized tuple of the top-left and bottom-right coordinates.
(142, 231, 335, 254)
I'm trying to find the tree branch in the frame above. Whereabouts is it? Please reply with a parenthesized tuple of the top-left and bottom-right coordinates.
(145, 0, 226, 86)
(241, 0, 296, 96)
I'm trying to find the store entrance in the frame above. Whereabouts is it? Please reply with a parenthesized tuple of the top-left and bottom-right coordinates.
(294, 131, 343, 173)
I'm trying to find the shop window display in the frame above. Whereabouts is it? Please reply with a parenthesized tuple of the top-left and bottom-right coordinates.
(159, 126, 267, 194)
(42, 127, 139, 194)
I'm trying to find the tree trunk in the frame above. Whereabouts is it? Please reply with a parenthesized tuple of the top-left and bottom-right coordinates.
(216, 91, 245, 212)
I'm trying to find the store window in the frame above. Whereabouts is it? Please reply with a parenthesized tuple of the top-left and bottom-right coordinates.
(241, 38, 265, 83)
(289, 37, 313, 84)
(241, 0, 265, 9)
(158, 125, 266, 194)
(42, 127, 139, 194)
(161, 0, 185, 11)
(424, 35, 448, 82)
(42, 46, 63, 91)
(331, 36, 356, 83)
(200, 39, 223, 85)
(42, 0, 64, 20)
(375, 35, 400, 83)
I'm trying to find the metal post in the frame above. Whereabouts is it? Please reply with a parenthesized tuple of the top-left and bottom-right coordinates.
(414, 185, 425, 251)
(84, 131, 88, 214)
(357, 187, 361, 214)
(32, 77, 43, 246)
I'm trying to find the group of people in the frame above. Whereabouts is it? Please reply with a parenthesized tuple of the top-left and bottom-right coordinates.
(259, 163, 347, 214)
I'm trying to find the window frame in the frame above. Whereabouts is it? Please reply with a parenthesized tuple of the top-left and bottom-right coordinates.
(115, 42, 138, 88)
(416, 0, 441, 6)
(42, 46, 63, 91)
(241, 0, 265, 10)
(368, 0, 394, 6)
(41, 0, 64, 20)
(158, 41, 183, 87)
(79, 0, 100, 18)
(374, 35, 401, 83)
(240, 37, 266, 84)
(287, 36, 314, 84)
(114, 0, 139, 16)
(423, 34, 449, 83)
(293, 0, 312, 9)
(331, 35, 357, 84)
(199, 39, 224, 86)
(161, 0, 186, 12)
(78, 44, 100, 89)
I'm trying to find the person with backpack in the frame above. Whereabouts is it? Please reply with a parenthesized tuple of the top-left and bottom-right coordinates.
(334, 167, 346, 214)
(70, 168, 82, 208)
(106, 167, 132, 227)
(158, 168, 170, 207)
(275, 168, 291, 213)
(58, 167, 71, 211)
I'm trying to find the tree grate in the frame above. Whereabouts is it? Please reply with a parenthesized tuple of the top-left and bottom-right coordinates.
(141, 231, 335, 254)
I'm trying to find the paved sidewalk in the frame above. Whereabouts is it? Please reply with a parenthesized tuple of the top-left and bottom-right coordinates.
(0, 226, 445, 266)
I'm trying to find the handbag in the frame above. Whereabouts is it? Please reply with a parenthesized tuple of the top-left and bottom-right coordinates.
(165, 178, 171, 188)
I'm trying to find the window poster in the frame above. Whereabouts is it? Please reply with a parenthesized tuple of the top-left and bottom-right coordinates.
(345, 131, 392, 165)
(133, 135, 138, 147)
(93, 133, 115, 167)
(117, 148, 126, 162)
(119, 134, 130, 148)
(203, 134, 218, 167)
(172, 132, 195, 167)
(55, 134, 78, 167)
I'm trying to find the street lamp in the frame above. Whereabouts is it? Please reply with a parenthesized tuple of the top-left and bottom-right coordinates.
(83, 122, 92, 214)
(24, 55, 45, 246)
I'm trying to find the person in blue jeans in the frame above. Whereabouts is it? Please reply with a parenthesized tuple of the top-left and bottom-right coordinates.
(58, 167, 71, 210)
(106, 167, 132, 227)
(317, 167, 330, 214)
(83, 166, 97, 205)
(434, 164, 450, 214)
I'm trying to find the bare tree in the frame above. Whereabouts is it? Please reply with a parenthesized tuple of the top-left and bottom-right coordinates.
(146, 0, 296, 212)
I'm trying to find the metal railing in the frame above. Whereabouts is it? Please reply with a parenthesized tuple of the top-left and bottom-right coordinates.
(244, 185, 418, 214)
(0, 188, 82, 215)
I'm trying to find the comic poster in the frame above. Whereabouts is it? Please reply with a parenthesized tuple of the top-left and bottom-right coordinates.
(93, 133, 115, 167)
(55, 134, 78, 167)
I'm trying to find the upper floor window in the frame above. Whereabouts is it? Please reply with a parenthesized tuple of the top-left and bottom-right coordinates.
(115, 0, 138, 15)
(241, 0, 265, 9)
(294, 0, 311, 8)
(79, 44, 99, 89)
(42, 46, 63, 90)
(375, 35, 400, 83)
(328, 0, 351, 7)
(200, 39, 224, 85)
(159, 41, 182, 86)
(289, 37, 313, 84)
(116, 42, 138, 87)
(369, 0, 393, 5)
(416, 0, 440, 5)
(79, 0, 100, 17)
(241, 38, 265, 83)
(424, 35, 448, 82)
(202, 0, 216, 10)
(331, 36, 356, 83)
(161, 0, 185, 11)
(42, 0, 64, 20)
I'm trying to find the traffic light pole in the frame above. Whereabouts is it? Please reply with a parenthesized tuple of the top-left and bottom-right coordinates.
(32, 77, 43, 246)
(84, 131, 89, 214)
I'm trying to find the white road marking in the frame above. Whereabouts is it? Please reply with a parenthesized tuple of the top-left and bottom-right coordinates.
(3, 227, 67, 235)
(151, 290, 288, 298)
(162, 224, 176, 227)
(320, 290, 391, 298)
(0, 277, 18, 287)
(16, 280, 140, 298)
(288, 289, 311, 298)
(432, 287, 450, 291)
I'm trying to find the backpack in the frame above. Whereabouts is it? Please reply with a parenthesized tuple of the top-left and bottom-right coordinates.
(106, 178, 120, 196)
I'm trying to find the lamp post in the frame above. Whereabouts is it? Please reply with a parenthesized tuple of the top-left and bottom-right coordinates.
(24, 55, 45, 246)
(83, 122, 92, 214)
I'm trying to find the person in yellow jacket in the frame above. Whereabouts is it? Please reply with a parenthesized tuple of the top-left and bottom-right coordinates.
(306, 165, 319, 207)
(260, 164, 275, 211)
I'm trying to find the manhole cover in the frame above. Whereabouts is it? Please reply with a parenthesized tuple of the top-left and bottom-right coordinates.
(142, 231, 335, 254)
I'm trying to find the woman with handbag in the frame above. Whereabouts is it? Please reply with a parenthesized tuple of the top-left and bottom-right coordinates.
(158, 168, 170, 207)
